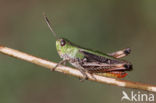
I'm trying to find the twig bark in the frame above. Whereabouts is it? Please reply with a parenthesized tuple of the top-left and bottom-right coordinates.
(0, 45, 156, 92)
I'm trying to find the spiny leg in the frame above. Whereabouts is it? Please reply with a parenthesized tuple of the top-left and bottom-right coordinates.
(108, 48, 131, 58)
(51, 59, 67, 71)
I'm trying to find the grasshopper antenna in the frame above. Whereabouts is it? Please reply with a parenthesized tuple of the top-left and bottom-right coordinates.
(43, 13, 58, 39)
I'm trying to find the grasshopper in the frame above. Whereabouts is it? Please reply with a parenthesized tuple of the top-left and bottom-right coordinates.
(43, 15, 133, 80)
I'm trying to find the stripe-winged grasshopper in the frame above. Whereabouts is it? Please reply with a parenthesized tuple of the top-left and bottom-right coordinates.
(44, 15, 133, 80)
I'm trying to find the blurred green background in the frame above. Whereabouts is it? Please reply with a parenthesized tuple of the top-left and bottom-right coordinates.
(0, 0, 156, 103)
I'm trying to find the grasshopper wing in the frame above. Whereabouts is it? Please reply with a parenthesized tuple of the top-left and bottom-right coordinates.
(79, 49, 132, 73)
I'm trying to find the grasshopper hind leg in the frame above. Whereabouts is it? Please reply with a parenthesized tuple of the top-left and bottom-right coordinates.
(108, 48, 131, 58)
(70, 61, 89, 81)
(73, 64, 88, 81)
(78, 68, 89, 81)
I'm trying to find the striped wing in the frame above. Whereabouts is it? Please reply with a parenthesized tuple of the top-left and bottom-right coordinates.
(80, 49, 131, 73)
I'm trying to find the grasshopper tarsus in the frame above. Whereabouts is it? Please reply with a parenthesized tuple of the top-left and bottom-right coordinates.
(78, 68, 89, 81)
(51, 64, 58, 71)
(50, 66, 56, 71)
(79, 75, 88, 82)
(50, 68, 55, 71)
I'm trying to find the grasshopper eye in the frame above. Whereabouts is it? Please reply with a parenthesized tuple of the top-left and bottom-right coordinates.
(60, 39, 66, 46)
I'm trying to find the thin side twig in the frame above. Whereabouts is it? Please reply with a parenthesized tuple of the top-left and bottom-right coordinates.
(0, 45, 156, 92)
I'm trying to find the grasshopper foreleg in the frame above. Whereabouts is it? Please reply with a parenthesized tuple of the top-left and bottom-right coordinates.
(108, 48, 131, 58)
(51, 59, 67, 71)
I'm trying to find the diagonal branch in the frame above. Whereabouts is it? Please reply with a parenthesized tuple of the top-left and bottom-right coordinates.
(0, 45, 156, 92)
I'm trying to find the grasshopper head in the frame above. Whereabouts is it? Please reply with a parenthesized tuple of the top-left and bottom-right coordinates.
(56, 38, 72, 56)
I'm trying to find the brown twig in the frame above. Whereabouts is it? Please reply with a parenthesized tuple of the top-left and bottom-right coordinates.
(0, 45, 156, 92)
